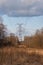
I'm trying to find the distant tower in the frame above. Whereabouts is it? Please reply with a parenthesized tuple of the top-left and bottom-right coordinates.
(17, 23, 24, 42)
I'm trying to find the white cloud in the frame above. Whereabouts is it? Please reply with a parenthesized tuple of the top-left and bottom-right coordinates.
(0, 0, 43, 16)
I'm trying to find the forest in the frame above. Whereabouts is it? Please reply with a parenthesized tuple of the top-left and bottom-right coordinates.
(0, 22, 43, 49)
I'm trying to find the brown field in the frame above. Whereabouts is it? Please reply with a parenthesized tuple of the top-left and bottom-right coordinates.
(0, 46, 43, 65)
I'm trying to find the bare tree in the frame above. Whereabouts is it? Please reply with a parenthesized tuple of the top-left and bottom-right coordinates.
(0, 22, 7, 46)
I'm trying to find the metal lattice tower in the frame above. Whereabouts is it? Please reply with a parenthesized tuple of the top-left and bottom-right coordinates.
(17, 23, 24, 41)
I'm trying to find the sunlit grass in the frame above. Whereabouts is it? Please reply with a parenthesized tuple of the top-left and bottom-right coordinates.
(0, 47, 43, 65)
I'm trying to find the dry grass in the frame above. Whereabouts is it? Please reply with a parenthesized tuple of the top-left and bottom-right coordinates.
(0, 46, 43, 65)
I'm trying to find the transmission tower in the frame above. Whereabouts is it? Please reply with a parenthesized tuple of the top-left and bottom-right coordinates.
(17, 23, 24, 42)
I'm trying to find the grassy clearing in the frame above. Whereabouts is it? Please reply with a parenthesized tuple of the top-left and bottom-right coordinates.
(0, 47, 43, 65)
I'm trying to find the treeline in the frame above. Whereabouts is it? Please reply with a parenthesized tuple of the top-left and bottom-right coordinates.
(0, 22, 19, 47)
(24, 28, 43, 48)
(0, 22, 43, 48)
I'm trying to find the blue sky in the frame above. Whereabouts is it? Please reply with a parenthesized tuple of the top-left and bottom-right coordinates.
(2, 15, 43, 36)
(0, 0, 43, 36)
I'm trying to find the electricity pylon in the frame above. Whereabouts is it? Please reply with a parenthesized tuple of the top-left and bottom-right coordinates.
(17, 23, 24, 42)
